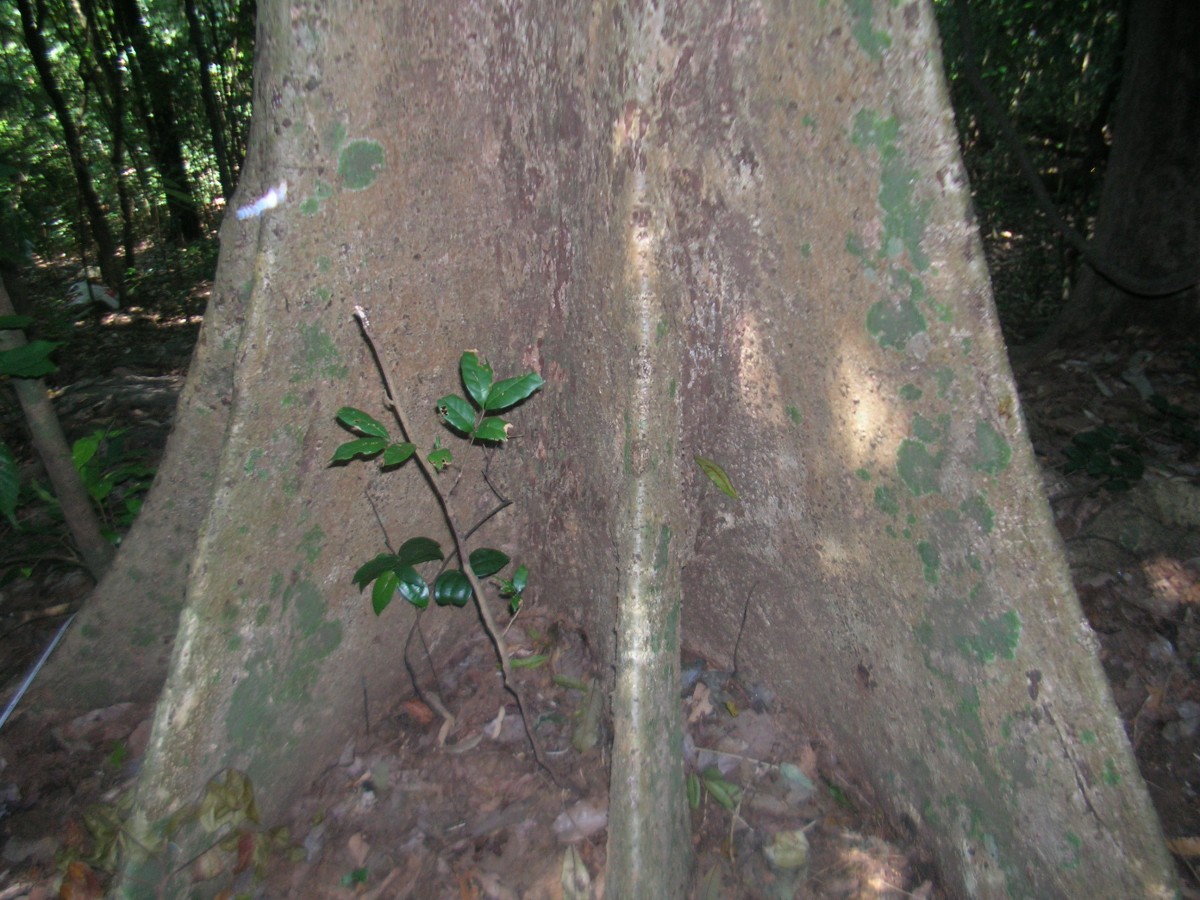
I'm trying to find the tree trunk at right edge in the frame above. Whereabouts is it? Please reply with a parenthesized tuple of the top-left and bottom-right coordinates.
(1046, 0, 1200, 346)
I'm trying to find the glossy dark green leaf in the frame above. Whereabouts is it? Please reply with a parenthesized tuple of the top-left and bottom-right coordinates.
(381, 442, 415, 466)
(330, 437, 387, 463)
(460, 351, 493, 408)
(437, 394, 476, 434)
(694, 456, 739, 500)
(473, 418, 510, 442)
(336, 407, 388, 439)
(394, 566, 430, 609)
(485, 372, 544, 411)
(395, 536, 444, 567)
(353, 553, 400, 590)
(434, 569, 472, 607)
(352, 539, 442, 592)
(469, 547, 510, 578)
(371, 569, 397, 615)
(0, 340, 60, 377)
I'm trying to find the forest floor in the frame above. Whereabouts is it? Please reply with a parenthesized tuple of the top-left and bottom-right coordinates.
(0, 282, 1198, 897)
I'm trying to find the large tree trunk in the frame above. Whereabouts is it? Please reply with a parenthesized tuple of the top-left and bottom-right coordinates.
(28, 1, 1173, 897)
(1043, 0, 1200, 346)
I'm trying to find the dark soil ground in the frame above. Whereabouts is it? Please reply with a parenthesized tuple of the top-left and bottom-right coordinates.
(0, 265, 1197, 897)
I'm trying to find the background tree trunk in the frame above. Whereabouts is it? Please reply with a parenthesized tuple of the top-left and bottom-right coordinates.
(184, 0, 235, 201)
(110, 0, 205, 243)
(24, 1, 1172, 896)
(17, 0, 122, 289)
(1044, 0, 1200, 345)
(0, 281, 114, 579)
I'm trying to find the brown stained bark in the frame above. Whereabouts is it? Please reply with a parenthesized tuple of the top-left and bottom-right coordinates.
(16, 0, 122, 291)
(1044, 0, 1200, 346)
(0, 280, 113, 579)
(110, 0, 204, 243)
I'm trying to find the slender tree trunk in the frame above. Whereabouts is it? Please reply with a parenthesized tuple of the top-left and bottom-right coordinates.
(77, 0, 137, 270)
(109, 0, 204, 243)
(17, 0, 122, 290)
(0, 278, 114, 579)
(183, 0, 233, 201)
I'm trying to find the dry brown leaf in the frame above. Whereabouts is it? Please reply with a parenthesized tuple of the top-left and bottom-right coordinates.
(57, 861, 103, 900)
(348, 831, 371, 867)
(1167, 836, 1200, 858)
(400, 698, 435, 726)
(686, 682, 714, 724)
(798, 742, 820, 780)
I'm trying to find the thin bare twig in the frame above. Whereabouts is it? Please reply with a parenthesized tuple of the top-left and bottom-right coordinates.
(351, 306, 560, 785)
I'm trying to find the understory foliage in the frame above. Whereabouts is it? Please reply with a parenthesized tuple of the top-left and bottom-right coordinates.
(933, 0, 1125, 342)
(0, 0, 253, 269)
(331, 339, 553, 772)
(332, 350, 542, 617)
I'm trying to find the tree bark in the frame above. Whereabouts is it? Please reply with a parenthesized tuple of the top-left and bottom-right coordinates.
(24, 1, 1172, 897)
(1043, 0, 1200, 346)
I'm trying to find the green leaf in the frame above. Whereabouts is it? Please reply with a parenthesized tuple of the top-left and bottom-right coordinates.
(0, 340, 60, 377)
(437, 394, 477, 434)
(336, 407, 389, 439)
(469, 548, 510, 578)
(510, 564, 527, 594)
(72, 432, 102, 470)
(434, 569, 473, 607)
(428, 445, 452, 470)
(459, 351, 494, 408)
(485, 372, 544, 411)
(394, 566, 430, 609)
(354, 554, 399, 591)
(694, 456, 739, 500)
(552, 674, 588, 691)
(0, 441, 17, 527)
(395, 536, 444, 567)
(0, 315, 33, 330)
(510, 654, 548, 669)
(381, 442, 416, 466)
(687, 773, 702, 809)
(371, 569, 397, 615)
(352, 540, 443, 592)
(473, 418, 510, 442)
(330, 437, 387, 462)
(340, 867, 369, 887)
(701, 768, 741, 810)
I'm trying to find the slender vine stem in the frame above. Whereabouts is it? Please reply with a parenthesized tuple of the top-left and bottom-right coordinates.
(351, 307, 559, 784)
